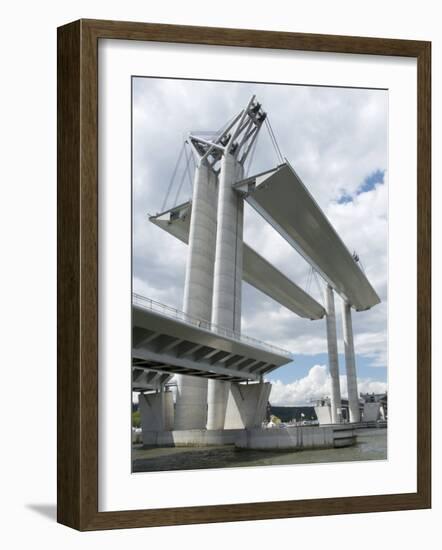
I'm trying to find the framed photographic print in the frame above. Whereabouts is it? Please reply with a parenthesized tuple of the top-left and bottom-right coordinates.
(57, 19, 431, 530)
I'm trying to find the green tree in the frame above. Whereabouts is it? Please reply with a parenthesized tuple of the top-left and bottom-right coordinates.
(132, 410, 141, 428)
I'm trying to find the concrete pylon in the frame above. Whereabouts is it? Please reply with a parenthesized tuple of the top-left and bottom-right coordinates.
(324, 284, 342, 423)
(175, 163, 218, 430)
(341, 300, 360, 423)
(139, 391, 174, 436)
(224, 382, 271, 429)
(207, 153, 244, 430)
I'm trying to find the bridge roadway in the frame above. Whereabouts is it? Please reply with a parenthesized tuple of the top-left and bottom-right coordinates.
(150, 203, 325, 321)
(233, 162, 380, 311)
(132, 294, 292, 384)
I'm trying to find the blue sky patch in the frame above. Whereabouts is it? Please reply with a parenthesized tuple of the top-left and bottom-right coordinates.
(337, 169, 385, 204)
(358, 169, 385, 194)
(337, 193, 353, 204)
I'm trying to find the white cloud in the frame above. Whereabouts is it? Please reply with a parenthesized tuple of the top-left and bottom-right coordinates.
(133, 78, 388, 377)
(267, 365, 387, 406)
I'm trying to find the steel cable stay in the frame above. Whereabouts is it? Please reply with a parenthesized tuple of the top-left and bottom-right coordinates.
(264, 116, 284, 165)
(268, 117, 284, 163)
(160, 140, 196, 212)
(160, 141, 186, 212)
(304, 265, 324, 302)
(184, 142, 194, 193)
(264, 117, 280, 164)
(312, 268, 324, 299)
(173, 142, 194, 207)
(245, 124, 260, 177)
(305, 265, 313, 293)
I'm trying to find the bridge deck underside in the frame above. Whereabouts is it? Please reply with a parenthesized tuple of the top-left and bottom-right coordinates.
(133, 306, 290, 383)
(132, 367, 173, 392)
(233, 163, 380, 311)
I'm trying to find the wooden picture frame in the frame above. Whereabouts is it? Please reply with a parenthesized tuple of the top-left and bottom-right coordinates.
(57, 18, 431, 531)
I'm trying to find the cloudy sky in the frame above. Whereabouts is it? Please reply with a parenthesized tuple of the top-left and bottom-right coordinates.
(132, 76, 388, 406)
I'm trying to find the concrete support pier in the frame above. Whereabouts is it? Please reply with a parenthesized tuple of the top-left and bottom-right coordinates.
(139, 391, 174, 442)
(207, 153, 244, 430)
(342, 300, 360, 423)
(175, 163, 218, 430)
(315, 403, 333, 425)
(224, 382, 271, 429)
(324, 284, 342, 423)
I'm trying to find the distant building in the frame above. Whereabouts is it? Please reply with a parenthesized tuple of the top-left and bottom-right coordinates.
(360, 392, 388, 421)
(314, 393, 387, 424)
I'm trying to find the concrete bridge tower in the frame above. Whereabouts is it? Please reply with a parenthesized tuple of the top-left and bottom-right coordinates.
(206, 141, 245, 429)
(174, 161, 218, 429)
(175, 96, 266, 430)
(207, 96, 266, 429)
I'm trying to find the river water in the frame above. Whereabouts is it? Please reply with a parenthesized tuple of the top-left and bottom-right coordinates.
(132, 428, 387, 473)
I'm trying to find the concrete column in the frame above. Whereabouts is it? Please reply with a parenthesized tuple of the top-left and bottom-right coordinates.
(341, 300, 360, 423)
(324, 284, 342, 424)
(175, 163, 218, 430)
(139, 391, 174, 440)
(211, 153, 243, 331)
(207, 153, 244, 430)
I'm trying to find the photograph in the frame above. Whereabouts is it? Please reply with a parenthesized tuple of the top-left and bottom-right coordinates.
(130, 76, 388, 473)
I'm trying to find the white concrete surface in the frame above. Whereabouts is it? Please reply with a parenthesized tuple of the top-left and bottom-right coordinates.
(314, 405, 332, 425)
(140, 424, 358, 450)
(139, 391, 174, 439)
(182, 164, 218, 320)
(224, 382, 271, 429)
(211, 154, 244, 333)
(235, 426, 335, 450)
(208, 154, 244, 429)
(234, 162, 380, 310)
(141, 429, 240, 447)
(132, 303, 290, 381)
(324, 284, 342, 423)
(207, 380, 231, 430)
(175, 163, 218, 429)
(342, 300, 361, 423)
(363, 402, 381, 422)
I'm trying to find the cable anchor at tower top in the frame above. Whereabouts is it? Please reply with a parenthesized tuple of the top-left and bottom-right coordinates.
(187, 95, 267, 172)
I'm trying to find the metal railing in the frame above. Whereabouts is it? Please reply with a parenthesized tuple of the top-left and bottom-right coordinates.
(132, 293, 292, 359)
